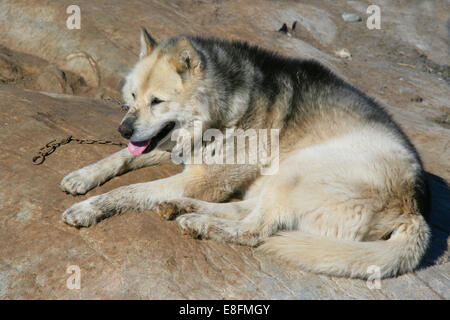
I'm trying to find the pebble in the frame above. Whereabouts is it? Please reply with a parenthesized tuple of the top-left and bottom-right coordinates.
(278, 23, 289, 34)
(411, 95, 423, 103)
(342, 13, 362, 22)
(335, 48, 352, 60)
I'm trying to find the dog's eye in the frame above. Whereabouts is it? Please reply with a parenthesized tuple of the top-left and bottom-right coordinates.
(151, 97, 164, 106)
(131, 92, 136, 100)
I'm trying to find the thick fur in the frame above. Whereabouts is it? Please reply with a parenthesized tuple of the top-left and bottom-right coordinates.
(60, 30, 430, 279)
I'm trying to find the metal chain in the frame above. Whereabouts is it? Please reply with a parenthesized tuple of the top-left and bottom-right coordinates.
(32, 136, 125, 165)
(32, 97, 128, 165)
(103, 97, 130, 112)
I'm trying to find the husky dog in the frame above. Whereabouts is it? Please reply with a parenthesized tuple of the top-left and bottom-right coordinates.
(61, 28, 430, 279)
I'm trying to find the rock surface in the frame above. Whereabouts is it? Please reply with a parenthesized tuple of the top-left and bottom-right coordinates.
(0, 0, 448, 299)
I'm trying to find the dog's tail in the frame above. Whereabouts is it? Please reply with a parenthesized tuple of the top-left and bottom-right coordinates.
(259, 215, 430, 279)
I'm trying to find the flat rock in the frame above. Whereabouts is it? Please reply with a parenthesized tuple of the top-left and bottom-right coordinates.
(0, 0, 449, 299)
(0, 84, 448, 299)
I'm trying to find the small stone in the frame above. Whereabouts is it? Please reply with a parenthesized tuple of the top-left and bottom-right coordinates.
(335, 48, 352, 60)
(292, 21, 297, 30)
(36, 65, 71, 94)
(411, 95, 423, 102)
(342, 13, 362, 22)
(278, 23, 289, 34)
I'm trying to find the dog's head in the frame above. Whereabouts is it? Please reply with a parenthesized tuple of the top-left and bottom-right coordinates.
(120, 28, 208, 155)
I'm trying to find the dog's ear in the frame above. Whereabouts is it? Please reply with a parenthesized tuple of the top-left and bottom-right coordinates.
(170, 37, 202, 76)
(139, 27, 157, 59)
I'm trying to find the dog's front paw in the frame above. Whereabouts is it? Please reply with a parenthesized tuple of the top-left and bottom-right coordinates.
(152, 200, 195, 220)
(62, 198, 104, 227)
(176, 214, 208, 239)
(60, 167, 100, 195)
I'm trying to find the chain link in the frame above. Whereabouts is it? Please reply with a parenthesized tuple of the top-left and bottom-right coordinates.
(103, 97, 130, 112)
(32, 98, 128, 165)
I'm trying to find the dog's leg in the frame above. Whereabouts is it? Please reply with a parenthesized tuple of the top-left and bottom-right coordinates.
(60, 148, 170, 195)
(62, 171, 188, 227)
(152, 197, 258, 220)
(61, 165, 241, 227)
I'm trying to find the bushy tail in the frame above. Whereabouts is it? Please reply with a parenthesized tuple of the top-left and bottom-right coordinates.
(259, 215, 430, 279)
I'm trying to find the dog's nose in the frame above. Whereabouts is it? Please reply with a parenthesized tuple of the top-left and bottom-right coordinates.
(118, 114, 137, 139)
(118, 123, 134, 139)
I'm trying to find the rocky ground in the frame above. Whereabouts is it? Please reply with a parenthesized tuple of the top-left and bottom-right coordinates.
(0, 0, 448, 299)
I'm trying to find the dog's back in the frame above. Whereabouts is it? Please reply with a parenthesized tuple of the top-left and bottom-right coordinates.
(188, 36, 428, 204)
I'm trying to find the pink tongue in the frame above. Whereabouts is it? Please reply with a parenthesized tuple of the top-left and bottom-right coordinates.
(128, 140, 151, 155)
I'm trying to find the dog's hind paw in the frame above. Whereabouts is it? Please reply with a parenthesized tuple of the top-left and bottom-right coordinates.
(176, 213, 208, 239)
(152, 200, 196, 220)
(62, 198, 104, 227)
(60, 167, 100, 195)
